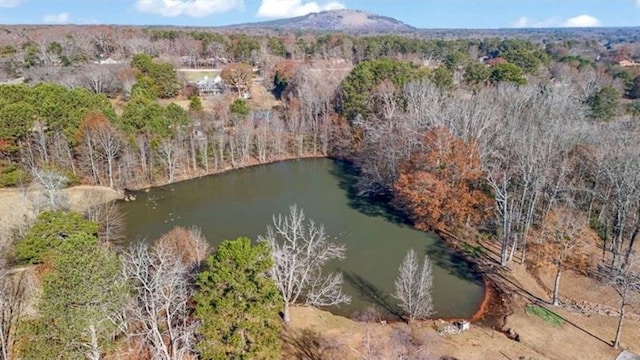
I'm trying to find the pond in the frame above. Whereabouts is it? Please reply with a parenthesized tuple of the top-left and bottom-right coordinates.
(119, 158, 485, 320)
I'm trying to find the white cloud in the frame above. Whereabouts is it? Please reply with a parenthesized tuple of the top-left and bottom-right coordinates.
(562, 14, 601, 27)
(0, 0, 22, 8)
(510, 16, 559, 28)
(637, 0, 640, 7)
(257, 0, 345, 18)
(43, 12, 69, 24)
(135, 0, 243, 18)
(511, 14, 601, 28)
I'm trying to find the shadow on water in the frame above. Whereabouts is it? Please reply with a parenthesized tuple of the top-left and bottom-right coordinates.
(343, 271, 405, 322)
(423, 244, 484, 286)
(330, 159, 484, 287)
(329, 160, 409, 227)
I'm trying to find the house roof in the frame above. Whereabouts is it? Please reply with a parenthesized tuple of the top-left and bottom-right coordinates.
(616, 350, 640, 360)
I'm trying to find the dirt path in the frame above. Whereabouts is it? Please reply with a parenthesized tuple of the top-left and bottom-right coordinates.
(0, 185, 123, 247)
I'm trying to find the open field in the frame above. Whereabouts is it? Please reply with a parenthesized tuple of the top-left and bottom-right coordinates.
(176, 69, 221, 82)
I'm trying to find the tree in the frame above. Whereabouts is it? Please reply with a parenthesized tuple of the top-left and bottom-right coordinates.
(340, 58, 427, 123)
(189, 95, 203, 113)
(155, 226, 210, 269)
(394, 127, 491, 231)
(195, 237, 282, 359)
(628, 75, 640, 99)
(76, 112, 124, 188)
(123, 238, 198, 359)
(258, 205, 350, 325)
(587, 86, 619, 121)
(30, 167, 69, 211)
(463, 62, 490, 87)
(130, 54, 179, 98)
(221, 63, 253, 97)
(489, 62, 526, 85)
(603, 252, 640, 348)
(84, 201, 126, 243)
(272, 60, 297, 99)
(230, 99, 250, 118)
(429, 66, 454, 90)
(19, 233, 127, 360)
(528, 208, 598, 306)
(394, 249, 434, 322)
(502, 49, 543, 74)
(15, 210, 99, 265)
(0, 101, 36, 154)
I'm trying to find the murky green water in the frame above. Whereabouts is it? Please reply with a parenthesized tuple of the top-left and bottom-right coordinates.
(119, 158, 484, 319)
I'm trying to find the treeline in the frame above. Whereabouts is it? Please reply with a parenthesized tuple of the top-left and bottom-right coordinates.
(0, 52, 340, 188)
(343, 65, 639, 347)
(0, 25, 637, 73)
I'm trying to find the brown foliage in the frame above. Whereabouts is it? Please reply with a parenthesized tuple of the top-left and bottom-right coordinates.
(76, 111, 120, 146)
(393, 127, 491, 232)
(154, 226, 210, 266)
(527, 208, 599, 274)
(220, 62, 253, 95)
(274, 60, 299, 80)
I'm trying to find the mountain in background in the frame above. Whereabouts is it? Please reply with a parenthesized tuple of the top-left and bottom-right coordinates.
(222, 9, 416, 33)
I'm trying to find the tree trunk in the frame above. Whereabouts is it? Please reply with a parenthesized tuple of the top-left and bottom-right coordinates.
(107, 156, 114, 188)
(87, 324, 101, 360)
(614, 288, 627, 348)
(500, 234, 509, 267)
(552, 266, 561, 306)
(283, 302, 291, 325)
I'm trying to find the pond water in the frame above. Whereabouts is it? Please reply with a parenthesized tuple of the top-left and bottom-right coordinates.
(119, 158, 484, 320)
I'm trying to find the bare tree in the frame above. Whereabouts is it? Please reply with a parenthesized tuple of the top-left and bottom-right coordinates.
(122, 240, 197, 359)
(258, 204, 351, 325)
(30, 167, 68, 211)
(80, 64, 120, 95)
(394, 249, 434, 322)
(158, 137, 181, 183)
(603, 252, 640, 348)
(85, 201, 126, 243)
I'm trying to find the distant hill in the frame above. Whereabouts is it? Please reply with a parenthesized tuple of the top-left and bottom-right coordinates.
(222, 9, 416, 33)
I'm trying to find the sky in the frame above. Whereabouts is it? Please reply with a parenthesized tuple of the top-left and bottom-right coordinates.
(0, 0, 638, 29)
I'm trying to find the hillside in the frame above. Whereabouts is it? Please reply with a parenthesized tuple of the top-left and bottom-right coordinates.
(222, 9, 416, 33)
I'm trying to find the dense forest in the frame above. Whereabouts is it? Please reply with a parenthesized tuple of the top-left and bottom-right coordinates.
(0, 24, 640, 358)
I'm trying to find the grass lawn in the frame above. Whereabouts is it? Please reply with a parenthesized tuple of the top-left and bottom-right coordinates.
(525, 304, 565, 326)
(177, 69, 221, 82)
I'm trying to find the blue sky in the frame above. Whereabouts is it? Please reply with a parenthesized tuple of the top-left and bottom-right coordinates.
(0, 0, 639, 28)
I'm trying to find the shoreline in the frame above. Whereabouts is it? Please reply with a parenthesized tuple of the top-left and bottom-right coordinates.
(123, 154, 328, 193)
(435, 229, 510, 327)
(3, 155, 498, 327)
(116, 154, 500, 326)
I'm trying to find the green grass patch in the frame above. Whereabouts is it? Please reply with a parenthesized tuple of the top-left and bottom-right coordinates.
(525, 304, 565, 326)
(177, 70, 220, 82)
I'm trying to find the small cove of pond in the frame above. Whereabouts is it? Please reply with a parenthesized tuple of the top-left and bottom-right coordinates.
(118, 158, 485, 320)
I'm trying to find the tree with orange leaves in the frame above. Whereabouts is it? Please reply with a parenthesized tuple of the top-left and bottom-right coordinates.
(220, 62, 253, 97)
(272, 59, 298, 99)
(393, 127, 491, 232)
